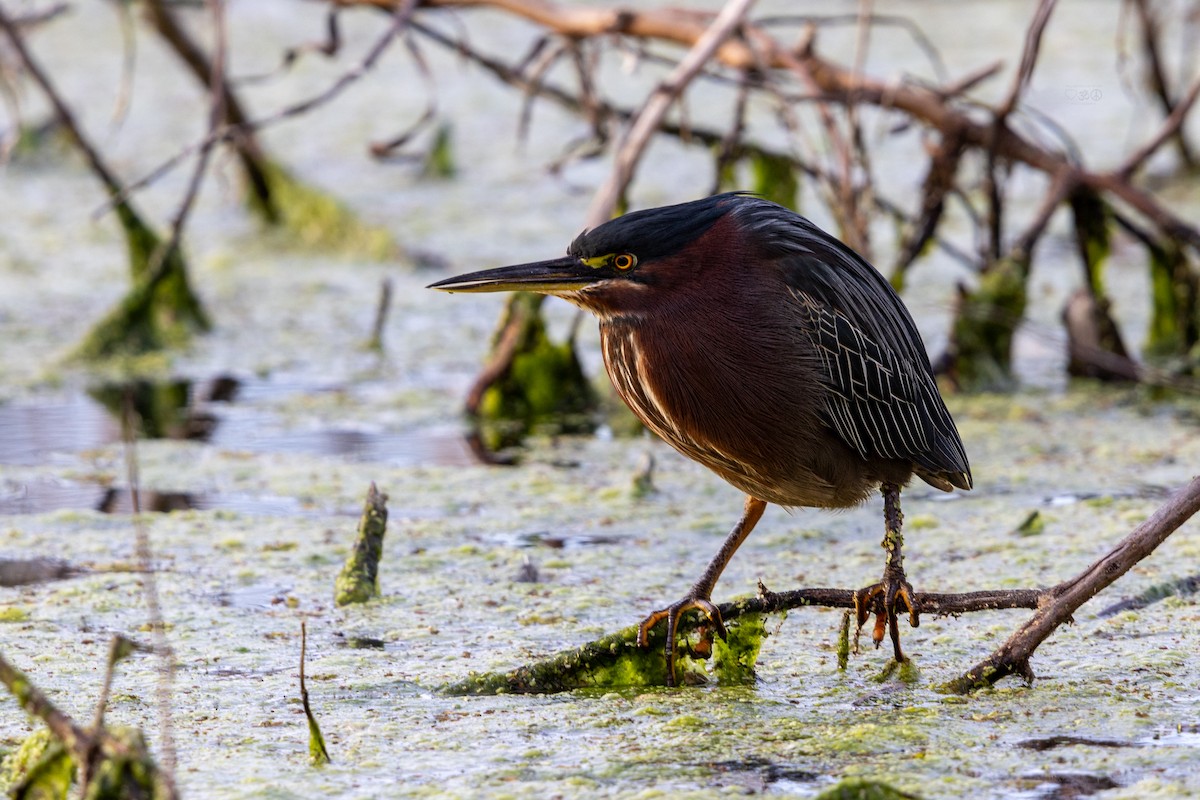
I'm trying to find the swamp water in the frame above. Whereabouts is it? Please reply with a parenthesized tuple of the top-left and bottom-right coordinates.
(2, 1, 1199, 797)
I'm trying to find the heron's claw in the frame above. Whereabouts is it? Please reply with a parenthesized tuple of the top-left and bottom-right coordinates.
(852, 577, 919, 662)
(637, 597, 727, 687)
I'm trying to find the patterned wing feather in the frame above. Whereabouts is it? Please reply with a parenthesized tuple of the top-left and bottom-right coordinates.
(761, 216, 971, 489)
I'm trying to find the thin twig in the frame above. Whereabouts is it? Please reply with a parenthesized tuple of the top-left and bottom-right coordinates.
(893, 129, 966, 278)
(99, 0, 419, 219)
(110, 0, 138, 128)
(949, 476, 1200, 692)
(998, 0, 1058, 118)
(585, 0, 757, 227)
(158, 0, 229, 256)
(8, 3, 69, 29)
(932, 59, 1003, 99)
(121, 391, 178, 795)
(1117, 73, 1200, 178)
(755, 12, 949, 83)
(142, 0, 277, 218)
(369, 32, 441, 158)
(1129, 0, 1196, 168)
(0, 6, 127, 199)
(367, 277, 393, 351)
(300, 620, 331, 765)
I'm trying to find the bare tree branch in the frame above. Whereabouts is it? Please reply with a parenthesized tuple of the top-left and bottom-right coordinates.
(585, 0, 757, 227)
(1128, 0, 1196, 168)
(0, 6, 129, 200)
(948, 475, 1200, 692)
(1118, 74, 1200, 178)
(101, 0, 420, 219)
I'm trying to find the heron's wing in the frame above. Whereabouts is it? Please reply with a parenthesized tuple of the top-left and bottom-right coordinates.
(776, 226, 971, 489)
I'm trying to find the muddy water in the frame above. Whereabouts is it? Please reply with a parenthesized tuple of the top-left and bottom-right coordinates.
(2, 1, 1200, 798)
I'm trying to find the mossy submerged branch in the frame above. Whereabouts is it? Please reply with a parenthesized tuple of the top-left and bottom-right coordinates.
(250, 161, 400, 261)
(442, 587, 1041, 695)
(450, 478, 1198, 697)
(944, 475, 1200, 694)
(0, 651, 175, 800)
(335, 483, 389, 606)
(466, 293, 598, 450)
(71, 232, 211, 361)
(1146, 241, 1200, 362)
(942, 256, 1029, 390)
(814, 778, 921, 800)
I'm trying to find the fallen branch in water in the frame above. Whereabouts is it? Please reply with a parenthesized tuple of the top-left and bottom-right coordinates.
(443, 586, 1043, 695)
(0, 644, 176, 799)
(445, 476, 1200, 695)
(945, 474, 1200, 693)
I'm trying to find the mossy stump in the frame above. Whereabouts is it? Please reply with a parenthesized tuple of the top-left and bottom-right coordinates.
(334, 483, 389, 606)
(73, 206, 209, 361)
(945, 256, 1028, 390)
(472, 292, 597, 450)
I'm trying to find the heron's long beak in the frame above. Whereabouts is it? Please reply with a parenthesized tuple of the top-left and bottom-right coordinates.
(427, 256, 595, 294)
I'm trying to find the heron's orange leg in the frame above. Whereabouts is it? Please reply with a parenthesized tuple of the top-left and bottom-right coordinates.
(637, 496, 767, 687)
(853, 482, 920, 662)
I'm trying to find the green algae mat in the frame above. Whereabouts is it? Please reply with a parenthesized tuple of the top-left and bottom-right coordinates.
(2, 380, 1199, 798)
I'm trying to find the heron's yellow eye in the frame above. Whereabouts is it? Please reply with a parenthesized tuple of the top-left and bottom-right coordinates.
(612, 253, 637, 270)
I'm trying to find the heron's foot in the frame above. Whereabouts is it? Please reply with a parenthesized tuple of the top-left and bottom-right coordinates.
(852, 576, 919, 662)
(637, 596, 727, 687)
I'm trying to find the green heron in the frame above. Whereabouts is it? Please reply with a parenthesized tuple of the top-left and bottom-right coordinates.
(430, 193, 972, 686)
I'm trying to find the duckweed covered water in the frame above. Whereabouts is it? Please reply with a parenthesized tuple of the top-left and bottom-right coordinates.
(1, 389, 1198, 797)
(2, 2, 1200, 797)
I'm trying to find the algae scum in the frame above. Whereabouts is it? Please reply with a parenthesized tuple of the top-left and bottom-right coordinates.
(2, 2, 1200, 796)
(2, 362, 1199, 798)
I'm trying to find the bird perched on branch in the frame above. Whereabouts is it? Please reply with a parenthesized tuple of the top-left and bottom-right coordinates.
(430, 193, 972, 686)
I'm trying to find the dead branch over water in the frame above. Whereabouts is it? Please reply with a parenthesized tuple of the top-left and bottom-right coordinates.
(332, 0, 1200, 246)
(323, 0, 1200, 389)
(3, 0, 1199, 699)
(447, 476, 1200, 695)
(947, 474, 1200, 692)
(13, 0, 1192, 382)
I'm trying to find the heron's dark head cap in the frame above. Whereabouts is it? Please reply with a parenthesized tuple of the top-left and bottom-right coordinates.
(567, 193, 747, 263)
(426, 193, 762, 305)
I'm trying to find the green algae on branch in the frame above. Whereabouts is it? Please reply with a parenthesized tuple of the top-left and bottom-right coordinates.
(71, 203, 210, 362)
(945, 254, 1027, 390)
(0, 727, 73, 799)
(441, 610, 768, 695)
(470, 292, 598, 450)
(334, 483, 389, 606)
(0, 651, 175, 799)
(441, 587, 1043, 695)
(1143, 238, 1200, 364)
(422, 122, 457, 179)
(815, 778, 921, 800)
(248, 161, 399, 261)
(299, 621, 331, 767)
